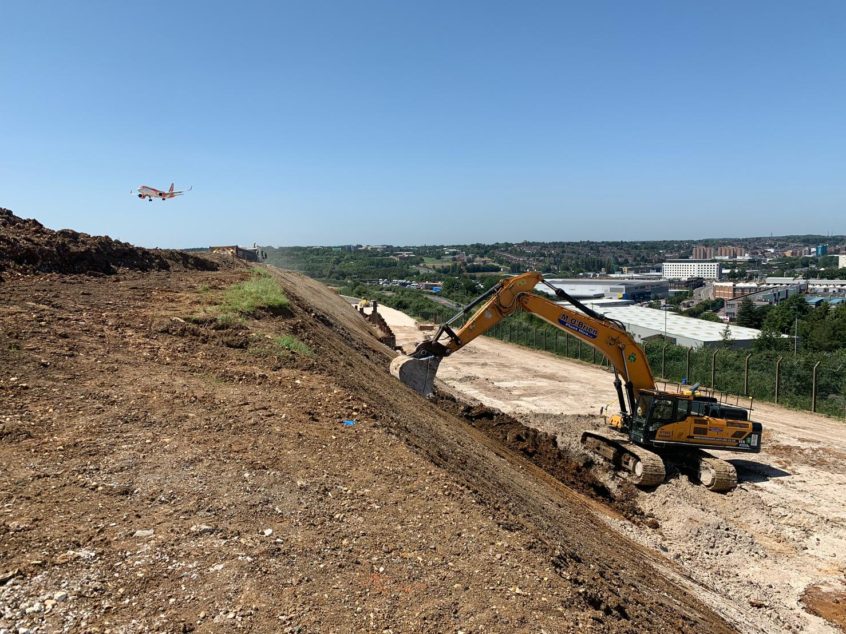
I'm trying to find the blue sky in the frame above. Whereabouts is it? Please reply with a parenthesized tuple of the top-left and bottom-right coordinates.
(1, 1, 844, 247)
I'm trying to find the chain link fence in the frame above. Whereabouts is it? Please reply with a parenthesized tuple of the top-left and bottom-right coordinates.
(402, 305, 846, 419)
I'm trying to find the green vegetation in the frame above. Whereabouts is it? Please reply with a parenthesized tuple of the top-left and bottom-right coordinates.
(751, 295, 846, 353)
(220, 269, 289, 317)
(275, 334, 312, 356)
(263, 247, 420, 283)
(681, 298, 724, 322)
(214, 312, 241, 327)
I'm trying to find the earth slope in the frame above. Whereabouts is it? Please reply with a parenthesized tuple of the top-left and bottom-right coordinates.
(0, 255, 731, 632)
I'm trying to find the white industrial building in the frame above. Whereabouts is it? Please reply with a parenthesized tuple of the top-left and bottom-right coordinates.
(662, 260, 722, 280)
(564, 305, 762, 349)
(541, 278, 669, 301)
(766, 277, 846, 295)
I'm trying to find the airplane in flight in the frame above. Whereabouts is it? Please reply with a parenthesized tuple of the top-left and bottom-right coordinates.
(133, 183, 191, 201)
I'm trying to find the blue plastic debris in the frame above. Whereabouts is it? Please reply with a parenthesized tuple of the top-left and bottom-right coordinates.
(342, 420, 356, 427)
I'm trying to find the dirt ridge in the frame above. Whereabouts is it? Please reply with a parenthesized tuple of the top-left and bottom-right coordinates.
(0, 208, 219, 277)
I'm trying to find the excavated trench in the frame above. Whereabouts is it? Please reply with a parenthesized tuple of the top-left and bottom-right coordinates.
(432, 393, 648, 523)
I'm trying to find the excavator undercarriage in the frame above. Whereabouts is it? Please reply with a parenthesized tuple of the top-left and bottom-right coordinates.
(581, 430, 739, 492)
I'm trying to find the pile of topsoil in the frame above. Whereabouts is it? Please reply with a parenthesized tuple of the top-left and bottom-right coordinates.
(0, 208, 218, 277)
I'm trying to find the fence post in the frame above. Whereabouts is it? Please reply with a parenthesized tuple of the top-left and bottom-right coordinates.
(577, 338, 582, 360)
(744, 353, 752, 396)
(544, 329, 548, 350)
(811, 361, 821, 413)
(686, 348, 692, 382)
(775, 356, 783, 404)
(566, 334, 570, 357)
(592, 347, 596, 364)
(555, 332, 559, 354)
(711, 349, 718, 389)
(661, 345, 666, 379)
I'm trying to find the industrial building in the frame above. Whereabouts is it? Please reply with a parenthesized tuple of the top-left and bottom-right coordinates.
(567, 305, 762, 349)
(662, 260, 722, 280)
(542, 278, 669, 301)
(713, 282, 760, 300)
(765, 277, 846, 295)
(839, 254, 846, 269)
(724, 281, 807, 320)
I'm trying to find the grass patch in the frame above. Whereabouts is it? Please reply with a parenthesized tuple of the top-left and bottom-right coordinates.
(275, 334, 313, 356)
(221, 269, 289, 317)
(215, 312, 242, 327)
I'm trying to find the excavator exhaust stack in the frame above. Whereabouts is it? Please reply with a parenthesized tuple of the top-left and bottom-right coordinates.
(390, 354, 442, 397)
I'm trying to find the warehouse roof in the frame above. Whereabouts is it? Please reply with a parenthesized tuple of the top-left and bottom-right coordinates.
(561, 305, 763, 343)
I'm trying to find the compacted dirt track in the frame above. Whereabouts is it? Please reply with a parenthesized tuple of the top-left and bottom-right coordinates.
(0, 263, 734, 632)
(378, 303, 846, 633)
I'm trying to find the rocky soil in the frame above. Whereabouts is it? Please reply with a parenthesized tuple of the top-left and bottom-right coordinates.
(0, 259, 733, 632)
(0, 208, 219, 278)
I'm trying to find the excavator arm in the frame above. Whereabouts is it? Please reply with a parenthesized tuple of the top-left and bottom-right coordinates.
(391, 272, 656, 420)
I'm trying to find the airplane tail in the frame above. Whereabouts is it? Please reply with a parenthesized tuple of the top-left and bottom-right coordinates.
(168, 183, 174, 193)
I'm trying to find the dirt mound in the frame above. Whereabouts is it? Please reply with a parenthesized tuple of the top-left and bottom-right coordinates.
(437, 397, 646, 522)
(0, 208, 218, 277)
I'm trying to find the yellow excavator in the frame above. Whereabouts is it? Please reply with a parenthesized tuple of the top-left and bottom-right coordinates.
(391, 272, 762, 492)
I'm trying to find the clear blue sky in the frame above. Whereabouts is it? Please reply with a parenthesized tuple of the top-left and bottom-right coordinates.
(2, 1, 844, 247)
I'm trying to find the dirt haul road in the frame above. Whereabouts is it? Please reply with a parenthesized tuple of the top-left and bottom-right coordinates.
(0, 261, 739, 631)
(378, 303, 846, 634)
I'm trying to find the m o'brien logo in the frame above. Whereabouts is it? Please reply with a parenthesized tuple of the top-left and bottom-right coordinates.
(558, 314, 598, 339)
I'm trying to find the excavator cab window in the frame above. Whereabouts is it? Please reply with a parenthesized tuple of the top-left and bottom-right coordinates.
(636, 394, 652, 418)
(690, 400, 713, 417)
(646, 396, 691, 431)
(650, 398, 676, 425)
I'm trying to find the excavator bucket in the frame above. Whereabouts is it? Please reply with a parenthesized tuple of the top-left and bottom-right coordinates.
(390, 354, 442, 397)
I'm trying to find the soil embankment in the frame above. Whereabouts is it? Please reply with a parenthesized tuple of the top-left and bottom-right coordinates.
(0, 244, 733, 631)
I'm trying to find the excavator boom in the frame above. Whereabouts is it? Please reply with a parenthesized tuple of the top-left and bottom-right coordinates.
(393, 272, 654, 416)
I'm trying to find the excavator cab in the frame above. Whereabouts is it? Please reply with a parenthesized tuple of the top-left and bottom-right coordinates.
(630, 390, 762, 454)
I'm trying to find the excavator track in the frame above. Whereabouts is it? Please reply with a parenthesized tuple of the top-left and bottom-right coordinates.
(696, 452, 738, 492)
(581, 430, 666, 487)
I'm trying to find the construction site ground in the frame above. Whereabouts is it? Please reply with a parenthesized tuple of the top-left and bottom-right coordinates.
(376, 303, 846, 634)
(0, 264, 751, 633)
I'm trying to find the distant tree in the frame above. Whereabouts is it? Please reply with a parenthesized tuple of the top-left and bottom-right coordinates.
(736, 298, 759, 328)
(720, 323, 734, 347)
(762, 294, 810, 334)
(754, 327, 789, 351)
